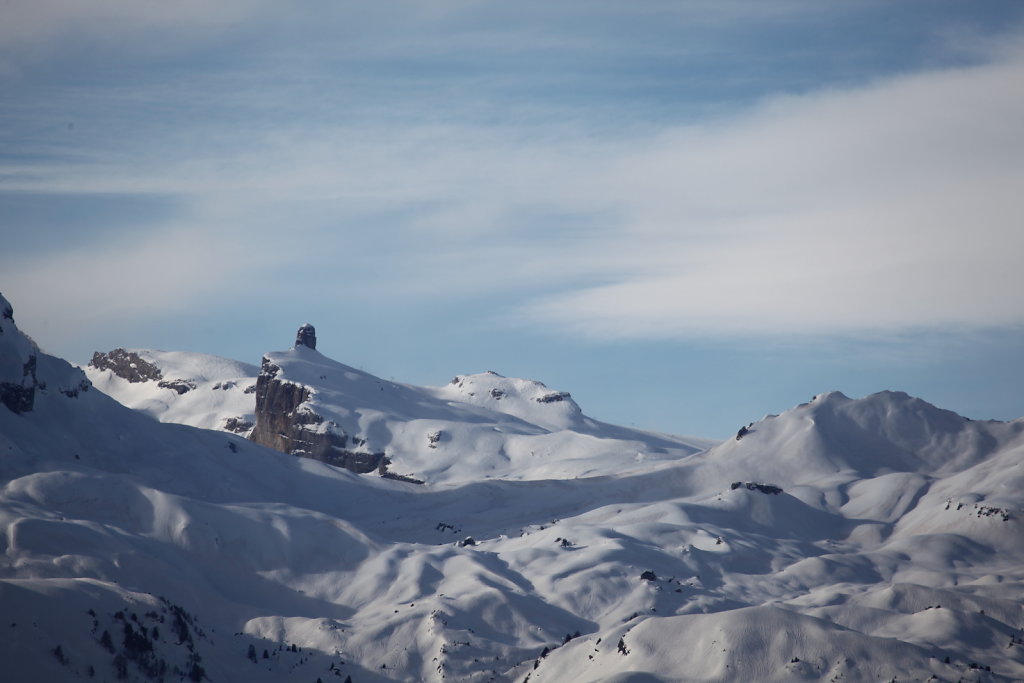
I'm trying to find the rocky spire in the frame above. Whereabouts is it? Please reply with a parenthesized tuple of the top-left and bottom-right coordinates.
(295, 323, 317, 350)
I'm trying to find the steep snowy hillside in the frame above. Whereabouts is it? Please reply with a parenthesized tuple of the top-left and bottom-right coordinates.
(87, 325, 713, 484)
(85, 348, 258, 435)
(3, 292, 1024, 682)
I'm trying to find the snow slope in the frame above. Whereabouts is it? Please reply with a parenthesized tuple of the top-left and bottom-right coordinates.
(87, 339, 714, 484)
(85, 349, 258, 435)
(3, 293, 1024, 682)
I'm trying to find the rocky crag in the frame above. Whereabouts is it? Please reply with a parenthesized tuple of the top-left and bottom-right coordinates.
(248, 324, 385, 473)
(0, 296, 37, 413)
(0, 294, 90, 413)
(89, 348, 199, 394)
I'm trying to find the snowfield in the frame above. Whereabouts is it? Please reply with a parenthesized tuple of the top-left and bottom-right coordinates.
(2, 293, 1023, 682)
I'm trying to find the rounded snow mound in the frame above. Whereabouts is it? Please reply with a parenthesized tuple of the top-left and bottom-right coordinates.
(438, 371, 584, 431)
(709, 389, 1004, 487)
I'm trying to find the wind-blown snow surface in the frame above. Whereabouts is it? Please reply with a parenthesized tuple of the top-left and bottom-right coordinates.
(2, 299, 1023, 681)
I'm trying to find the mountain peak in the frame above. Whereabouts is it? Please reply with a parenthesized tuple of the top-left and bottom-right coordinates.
(1, 292, 91, 414)
(0, 293, 38, 413)
(716, 388, 999, 487)
(1, 292, 12, 322)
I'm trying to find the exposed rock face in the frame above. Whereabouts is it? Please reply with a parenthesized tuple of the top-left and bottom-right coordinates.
(248, 358, 309, 452)
(157, 379, 196, 395)
(536, 391, 571, 404)
(91, 348, 200, 394)
(295, 323, 316, 350)
(731, 482, 783, 495)
(248, 333, 384, 473)
(0, 296, 38, 414)
(1, 293, 90, 413)
(90, 349, 162, 383)
(0, 356, 36, 414)
(223, 417, 254, 434)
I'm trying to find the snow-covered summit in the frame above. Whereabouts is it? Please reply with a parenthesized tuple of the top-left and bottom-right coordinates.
(247, 327, 710, 483)
(86, 325, 710, 484)
(708, 388, 1020, 485)
(435, 371, 584, 432)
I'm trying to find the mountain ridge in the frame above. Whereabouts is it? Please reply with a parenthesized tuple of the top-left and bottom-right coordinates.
(2, 294, 1022, 682)
(85, 326, 714, 484)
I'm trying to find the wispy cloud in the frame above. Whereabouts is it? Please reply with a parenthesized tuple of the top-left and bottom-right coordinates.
(516, 54, 1024, 338)
(3, 3, 1023, 352)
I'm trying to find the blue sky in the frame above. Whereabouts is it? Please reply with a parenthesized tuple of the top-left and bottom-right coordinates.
(2, 1, 1023, 438)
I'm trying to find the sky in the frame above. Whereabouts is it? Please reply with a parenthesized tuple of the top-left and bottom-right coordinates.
(2, 1, 1023, 439)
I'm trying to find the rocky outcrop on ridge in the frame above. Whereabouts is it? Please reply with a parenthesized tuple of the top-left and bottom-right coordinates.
(248, 326, 385, 473)
(0, 295, 38, 414)
(295, 323, 316, 350)
(1, 293, 91, 414)
(84, 321, 710, 483)
(89, 348, 201, 394)
(89, 348, 163, 383)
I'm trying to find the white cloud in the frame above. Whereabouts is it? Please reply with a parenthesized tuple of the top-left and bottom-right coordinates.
(515, 54, 1024, 338)
(1, 223, 287, 343)
(3, 25, 1023, 346)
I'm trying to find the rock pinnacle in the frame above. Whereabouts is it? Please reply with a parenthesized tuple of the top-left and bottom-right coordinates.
(295, 323, 316, 350)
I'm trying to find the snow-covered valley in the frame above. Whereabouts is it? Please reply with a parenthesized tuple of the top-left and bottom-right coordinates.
(2, 293, 1022, 682)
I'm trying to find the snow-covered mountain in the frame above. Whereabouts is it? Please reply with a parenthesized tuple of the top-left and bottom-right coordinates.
(87, 347, 259, 435)
(3, 293, 1024, 682)
(84, 326, 714, 484)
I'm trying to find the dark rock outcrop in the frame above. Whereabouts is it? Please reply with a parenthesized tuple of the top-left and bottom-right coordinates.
(157, 379, 196, 395)
(1, 294, 90, 413)
(249, 329, 384, 474)
(536, 391, 571, 404)
(295, 323, 316, 350)
(90, 349, 163, 383)
(91, 348, 200, 395)
(377, 456, 425, 484)
(0, 379, 35, 414)
(223, 417, 254, 434)
(0, 354, 37, 414)
(730, 482, 783, 495)
(0, 297, 38, 413)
